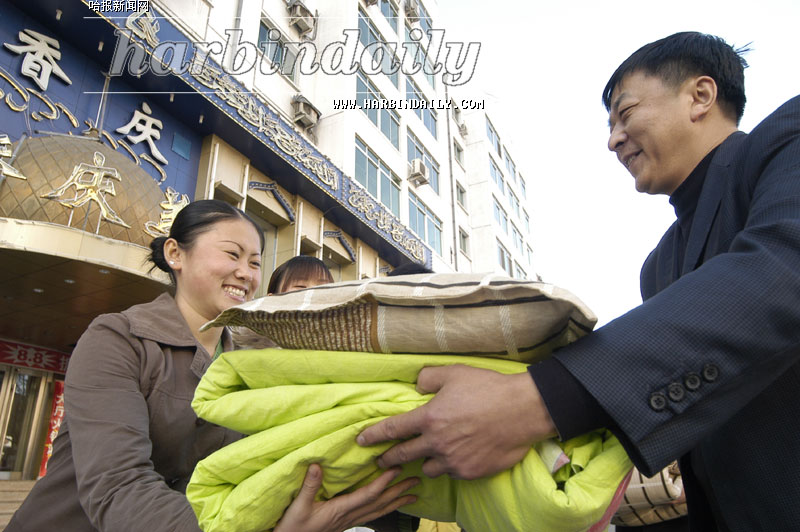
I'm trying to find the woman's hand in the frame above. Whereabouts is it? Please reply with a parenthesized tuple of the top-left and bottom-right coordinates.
(273, 464, 419, 532)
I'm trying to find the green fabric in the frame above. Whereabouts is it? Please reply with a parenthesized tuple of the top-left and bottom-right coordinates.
(212, 338, 224, 362)
(188, 349, 632, 532)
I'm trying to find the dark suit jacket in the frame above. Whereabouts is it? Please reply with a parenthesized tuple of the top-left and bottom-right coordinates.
(554, 95, 800, 531)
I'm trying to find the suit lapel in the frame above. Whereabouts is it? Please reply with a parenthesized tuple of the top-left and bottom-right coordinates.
(681, 132, 746, 274)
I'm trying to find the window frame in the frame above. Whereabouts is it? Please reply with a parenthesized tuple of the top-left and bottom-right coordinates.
(458, 227, 470, 256)
(493, 197, 508, 234)
(356, 71, 400, 148)
(355, 136, 401, 217)
(486, 117, 501, 155)
(406, 77, 437, 138)
(455, 181, 467, 209)
(359, 9, 400, 87)
(409, 191, 443, 255)
(497, 239, 513, 276)
(407, 129, 440, 194)
(257, 19, 299, 82)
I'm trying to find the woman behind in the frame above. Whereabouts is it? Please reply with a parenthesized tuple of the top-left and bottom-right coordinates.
(268, 255, 334, 295)
(6, 200, 416, 532)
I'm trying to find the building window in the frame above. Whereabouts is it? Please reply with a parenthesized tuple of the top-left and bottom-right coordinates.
(404, 25, 436, 89)
(418, 0, 432, 34)
(359, 9, 399, 86)
(493, 197, 508, 234)
(258, 21, 297, 81)
(504, 149, 517, 183)
(407, 130, 439, 193)
(355, 137, 401, 216)
(527, 245, 534, 266)
(409, 191, 442, 255)
(455, 181, 467, 208)
(490, 158, 504, 194)
(453, 101, 463, 127)
(508, 189, 520, 218)
(497, 240, 513, 276)
(458, 228, 470, 256)
(486, 117, 501, 154)
(406, 78, 437, 138)
(512, 224, 523, 253)
(519, 174, 527, 199)
(357, 71, 400, 147)
(515, 262, 527, 280)
(453, 140, 464, 166)
(524, 211, 530, 234)
(381, 0, 398, 33)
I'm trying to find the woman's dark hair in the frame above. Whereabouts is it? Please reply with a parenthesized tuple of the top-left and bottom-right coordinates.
(267, 255, 334, 294)
(148, 199, 265, 283)
(386, 262, 433, 276)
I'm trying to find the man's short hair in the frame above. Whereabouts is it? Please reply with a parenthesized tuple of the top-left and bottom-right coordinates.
(602, 31, 748, 124)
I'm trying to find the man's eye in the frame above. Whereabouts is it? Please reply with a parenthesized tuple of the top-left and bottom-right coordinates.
(620, 106, 633, 119)
(251, 261, 262, 268)
(226, 251, 239, 259)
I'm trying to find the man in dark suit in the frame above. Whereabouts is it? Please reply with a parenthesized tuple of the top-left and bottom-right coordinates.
(358, 32, 800, 531)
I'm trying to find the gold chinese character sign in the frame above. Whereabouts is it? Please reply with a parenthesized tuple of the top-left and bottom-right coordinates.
(41, 151, 131, 228)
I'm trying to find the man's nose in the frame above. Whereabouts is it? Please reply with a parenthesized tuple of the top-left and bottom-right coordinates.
(608, 124, 626, 152)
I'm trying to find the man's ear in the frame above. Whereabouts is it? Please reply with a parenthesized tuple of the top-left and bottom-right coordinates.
(689, 75, 718, 122)
(163, 238, 182, 271)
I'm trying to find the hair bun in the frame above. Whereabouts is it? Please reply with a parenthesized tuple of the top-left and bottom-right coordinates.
(148, 236, 171, 273)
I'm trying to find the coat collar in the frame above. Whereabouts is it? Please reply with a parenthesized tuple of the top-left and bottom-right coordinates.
(123, 292, 233, 351)
(681, 131, 748, 274)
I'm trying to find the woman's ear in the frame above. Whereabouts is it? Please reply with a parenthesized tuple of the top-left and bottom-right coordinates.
(163, 238, 182, 271)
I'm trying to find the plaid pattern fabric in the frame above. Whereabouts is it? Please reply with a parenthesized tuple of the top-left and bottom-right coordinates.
(612, 462, 688, 526)
(203, 273, 597, 362)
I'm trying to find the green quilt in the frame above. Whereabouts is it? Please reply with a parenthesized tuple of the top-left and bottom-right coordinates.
(188, 349, 632, 532)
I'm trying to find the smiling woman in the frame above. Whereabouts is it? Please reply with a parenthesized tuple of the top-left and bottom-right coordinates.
(5, 200, 418, 532)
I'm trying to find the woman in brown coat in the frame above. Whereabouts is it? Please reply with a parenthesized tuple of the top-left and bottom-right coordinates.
(6, 200, 417, 532)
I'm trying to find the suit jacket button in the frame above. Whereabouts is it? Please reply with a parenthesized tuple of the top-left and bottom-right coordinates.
(649, 392, 667, 411)
(195, 417, 207, 426)
(684, 372, 701, 391)
(668, 382, 685, 402)
(703, 364, 720, 382)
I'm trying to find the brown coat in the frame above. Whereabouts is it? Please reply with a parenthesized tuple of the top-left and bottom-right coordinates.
(6, 293, 241, 532)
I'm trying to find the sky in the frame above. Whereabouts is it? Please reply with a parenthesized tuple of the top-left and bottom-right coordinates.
(438, 0, 800, 325)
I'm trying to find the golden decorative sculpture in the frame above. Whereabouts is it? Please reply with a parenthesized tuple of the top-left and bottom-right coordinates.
(41, 151, 130, 228)
(0, 134, 26, 180)
(144, 186, 189, 237)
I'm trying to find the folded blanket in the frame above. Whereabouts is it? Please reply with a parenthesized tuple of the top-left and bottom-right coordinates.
(188, 349, 632, 532)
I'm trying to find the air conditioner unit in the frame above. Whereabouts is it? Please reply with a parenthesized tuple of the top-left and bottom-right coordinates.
(288, 2, 315, 34)
(405, 0, 419, 22)
(292, 95, 321, 128)
(365, 0, 378, 5)
(458, 123, 468, 137)
(408, 158, 428, 186)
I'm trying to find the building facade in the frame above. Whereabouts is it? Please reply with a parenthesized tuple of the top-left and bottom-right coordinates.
(0, 0, 536, 483)
(0, 0, 439, 481)
(454, 107, 536, 279)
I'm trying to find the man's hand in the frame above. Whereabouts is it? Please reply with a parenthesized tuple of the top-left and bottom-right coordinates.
(356, 365, 557, 480)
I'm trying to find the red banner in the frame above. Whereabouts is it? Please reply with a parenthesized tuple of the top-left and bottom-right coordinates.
(0, 339, 70, 374)
(38, 380, 65, 478)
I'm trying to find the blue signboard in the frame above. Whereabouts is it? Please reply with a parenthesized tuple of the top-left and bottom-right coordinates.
(0, 4, 201, 196)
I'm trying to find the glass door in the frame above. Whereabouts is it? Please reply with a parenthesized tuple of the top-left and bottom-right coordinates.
(0, 365, 50, 480)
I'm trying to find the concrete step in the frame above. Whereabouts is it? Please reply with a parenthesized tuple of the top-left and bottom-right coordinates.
(0, 480, 36, 530)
